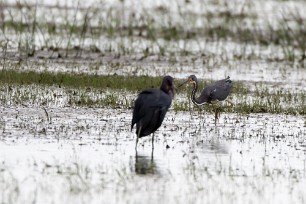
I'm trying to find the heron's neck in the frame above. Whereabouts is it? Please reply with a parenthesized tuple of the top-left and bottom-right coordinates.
(191, 83, 202, 105)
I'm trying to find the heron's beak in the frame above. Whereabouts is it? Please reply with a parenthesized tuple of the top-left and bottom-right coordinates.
(178, 78, 191, 88)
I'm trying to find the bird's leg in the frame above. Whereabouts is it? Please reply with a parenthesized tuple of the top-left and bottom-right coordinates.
(214, 107, 218, 125)
(212, 104, 217, 125)
(151, 140, 154, 161)
(152, 133, 155, 151)
(213, 104, 222, 125)
(135, 126, 142, 151)
(135, 146, 138, 161)
(135, 136, 139, 150)
(135, 136, 139, 151)
(217, 107, 221, 121)
(150, 147, 154, 173)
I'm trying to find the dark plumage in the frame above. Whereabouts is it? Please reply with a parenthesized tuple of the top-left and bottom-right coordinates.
(131, 76, 174, 147)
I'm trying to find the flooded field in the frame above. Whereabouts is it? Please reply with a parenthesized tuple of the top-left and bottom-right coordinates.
(0, 0, 306, 203)
(1, 106, 306, 204)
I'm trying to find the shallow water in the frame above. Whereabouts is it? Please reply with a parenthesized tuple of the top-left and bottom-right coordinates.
(0, 0, 306, 203)
(0, 106, 305, 203)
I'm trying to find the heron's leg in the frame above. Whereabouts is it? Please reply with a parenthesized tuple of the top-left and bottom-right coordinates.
(214, 104, 222, 125)
(135, 136, 139, 151)
(151, 147, 154, 160)
(152, 133, 155, 151)
(150, 147, 154, 173)
(135, 126, 142, 151)
(135, 136, 139, 150)
(135, 146, 138, 161)
(214, 108, 218, 125)
(212, 104, 217, 125)
(217, 107, 221, 121)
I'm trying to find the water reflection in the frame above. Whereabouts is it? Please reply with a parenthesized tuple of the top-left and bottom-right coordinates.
(196, 139, 228, 154)
(134, 151, 157, 175)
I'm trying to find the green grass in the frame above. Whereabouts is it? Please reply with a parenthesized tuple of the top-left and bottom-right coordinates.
(173, 97, 306, 115)
(0, 69, 161, 92)
(0, 69, 249, 94)
(0, 69, 305, 115)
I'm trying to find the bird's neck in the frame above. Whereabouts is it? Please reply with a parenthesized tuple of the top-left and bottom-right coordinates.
(191, 83, 201, 105)
(160, 86, 174, 99)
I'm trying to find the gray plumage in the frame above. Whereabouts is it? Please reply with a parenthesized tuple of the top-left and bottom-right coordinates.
(182, 75, 232, 105)
(196, 76, 232, 104)
(179, 75, 233, 124)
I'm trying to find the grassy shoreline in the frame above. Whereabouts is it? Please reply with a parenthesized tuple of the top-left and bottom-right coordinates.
(0, 69, 305, 115)
(0, 69, 249, 93)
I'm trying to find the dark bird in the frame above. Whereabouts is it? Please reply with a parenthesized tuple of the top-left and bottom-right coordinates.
(179, 75, 233, 124)
(131, 75, 174, 149)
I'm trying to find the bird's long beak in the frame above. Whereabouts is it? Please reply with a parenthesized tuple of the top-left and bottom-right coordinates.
(178, 78, 190, 88)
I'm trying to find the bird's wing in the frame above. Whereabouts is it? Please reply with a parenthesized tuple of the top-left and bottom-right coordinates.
(131, 90, 153, 129)
(152, 92, 172, 129)
(131, 89, 171, 131)
(199, 86, 216, 103)
(209, 77, 233, 101)
(200, 77, 233, 102)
